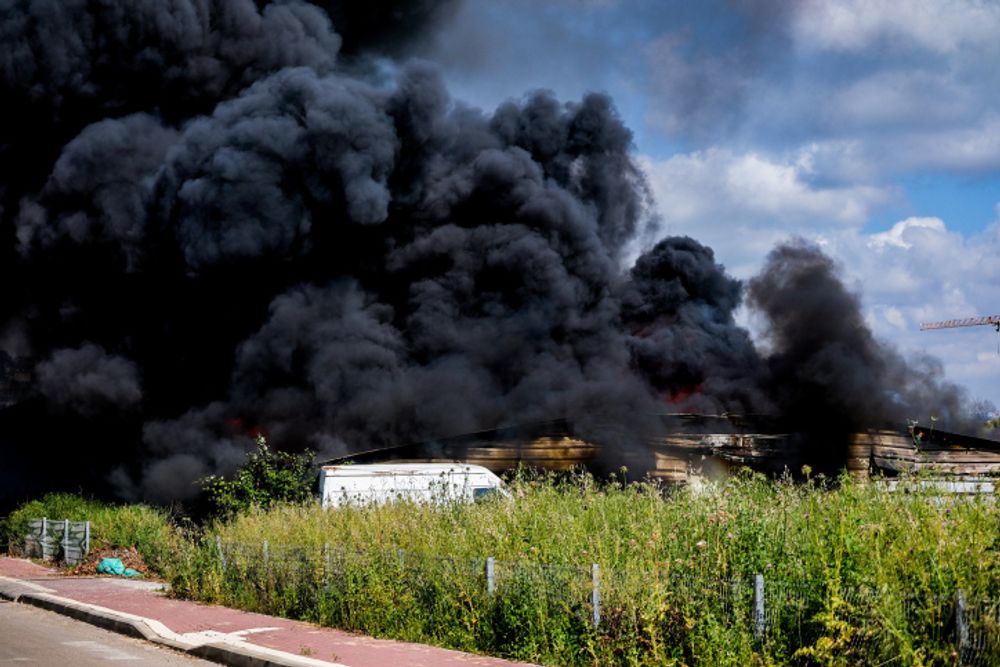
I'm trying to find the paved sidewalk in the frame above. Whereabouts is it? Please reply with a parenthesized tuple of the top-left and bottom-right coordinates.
(0, 556, 538, 667)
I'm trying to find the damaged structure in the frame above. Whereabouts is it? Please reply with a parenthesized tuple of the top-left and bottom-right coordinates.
(327, 415, 1000, 488)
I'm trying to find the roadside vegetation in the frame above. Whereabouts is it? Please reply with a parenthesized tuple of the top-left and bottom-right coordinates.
(1, 492, 181, 575)
(4, 463, 999, 665)
(182, 469, 1000, 666)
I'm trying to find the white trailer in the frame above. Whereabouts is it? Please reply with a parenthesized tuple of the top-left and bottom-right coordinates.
(318, 463, 506, 508)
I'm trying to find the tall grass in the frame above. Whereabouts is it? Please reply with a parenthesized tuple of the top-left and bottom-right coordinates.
(2, 493, 182, 575)
(170, 471, 1000, 666)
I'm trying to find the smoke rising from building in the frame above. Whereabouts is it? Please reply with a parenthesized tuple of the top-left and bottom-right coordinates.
(0, 0, 976, 505)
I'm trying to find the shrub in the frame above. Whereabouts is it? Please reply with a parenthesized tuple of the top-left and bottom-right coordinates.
(199, 435, 315, 517)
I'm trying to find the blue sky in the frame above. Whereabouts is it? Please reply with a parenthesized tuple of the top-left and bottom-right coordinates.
(415, 0, 1000, 413)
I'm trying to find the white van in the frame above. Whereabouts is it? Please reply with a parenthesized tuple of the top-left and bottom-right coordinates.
(318, 463, 506, 508)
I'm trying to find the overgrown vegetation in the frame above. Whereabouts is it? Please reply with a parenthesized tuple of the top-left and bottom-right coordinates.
(5, 461, 999, 665)
(1, 492, 181, 575)
(168, 470, 1000, 666)
(199, 435, 315, 517)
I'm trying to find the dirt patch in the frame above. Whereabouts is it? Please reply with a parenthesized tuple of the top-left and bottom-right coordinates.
(69, 546, 150, 577)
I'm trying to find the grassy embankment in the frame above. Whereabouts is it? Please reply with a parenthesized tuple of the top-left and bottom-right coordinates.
(2, 493, 182, 575)
(4, 474, 999, 665)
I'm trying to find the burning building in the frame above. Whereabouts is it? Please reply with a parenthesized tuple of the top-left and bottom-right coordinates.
(325, 414, 1000, 490)
(0, 0, 987, 510)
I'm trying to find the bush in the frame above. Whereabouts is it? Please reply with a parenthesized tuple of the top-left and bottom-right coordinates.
(199, 435, 314, 517)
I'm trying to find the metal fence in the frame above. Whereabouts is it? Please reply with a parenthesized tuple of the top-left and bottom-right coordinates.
(212, 538, 1000, 665)
(25, 518, 90, 565)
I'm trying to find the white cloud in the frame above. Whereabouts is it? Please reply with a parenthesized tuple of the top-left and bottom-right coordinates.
(795, 0, 1000, 54)
(636, 149, 892, 275)
(639, 149, 889, 228)
(737, 2, 1000, 177)
(867, 216, 946, 249)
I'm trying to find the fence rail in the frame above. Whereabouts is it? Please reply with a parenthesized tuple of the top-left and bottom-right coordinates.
(25, 518, 90, 565)
(212, 538, 1000, 665)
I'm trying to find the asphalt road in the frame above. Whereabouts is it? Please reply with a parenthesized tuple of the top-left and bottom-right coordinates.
(0, 599, 214, 665)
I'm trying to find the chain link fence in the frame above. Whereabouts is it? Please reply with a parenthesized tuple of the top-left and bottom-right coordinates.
(211, 538, 999, 665)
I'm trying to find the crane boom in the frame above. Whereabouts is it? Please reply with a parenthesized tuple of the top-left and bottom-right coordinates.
(920, 315, 1000, 331)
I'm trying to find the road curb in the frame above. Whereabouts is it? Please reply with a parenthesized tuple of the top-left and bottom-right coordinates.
(0, 577, 344, 667)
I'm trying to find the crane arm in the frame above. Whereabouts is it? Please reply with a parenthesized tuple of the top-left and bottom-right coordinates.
(920, 315, 1000, 331)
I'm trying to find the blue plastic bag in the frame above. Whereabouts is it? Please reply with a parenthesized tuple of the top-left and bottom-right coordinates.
(97, 558, 125, 575)
(96, 558, 140, 576)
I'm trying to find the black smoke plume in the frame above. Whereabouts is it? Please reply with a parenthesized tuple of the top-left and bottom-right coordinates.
(746, 241, 970, 466)
(0, 0, 975, 508)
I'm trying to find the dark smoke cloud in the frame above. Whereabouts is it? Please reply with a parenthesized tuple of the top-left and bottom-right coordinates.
(158, 66, 398, 268)
(747, 241, 969, 433)
(36, 343, 142, 417)
(16, 114, 178, 268)
(0, 1, 341, 219)
(313, 1, 462, 57)
(622, 236, 770, 415)
(0, 0, 979, 507)
(135, 68, 662, 498)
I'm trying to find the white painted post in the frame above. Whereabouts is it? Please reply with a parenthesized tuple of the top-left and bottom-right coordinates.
(591, 564, 601, 628)
(753, 574, 765, 640)
(62, 519, 70, 562)
(486, 557, 495, 595)
(215, 535, 227, 570)
(263, 540, 270, 571)
(40, 517, 48, 560)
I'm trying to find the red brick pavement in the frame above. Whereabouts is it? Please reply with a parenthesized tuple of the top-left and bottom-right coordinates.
(0, 557, 538, 667)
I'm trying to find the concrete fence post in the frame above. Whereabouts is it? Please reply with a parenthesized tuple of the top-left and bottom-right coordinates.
(215, 535, 227, 570)
(62, 519, 70, 561)
(591, 563, 601, 628)
(486, 557, 495, 595)
(83, 521, 90, 556)
(40, 517, 49, 560)
(753, 574, 765, 640)
(956, 589, 968, 663)
(263, 539, 270, 571)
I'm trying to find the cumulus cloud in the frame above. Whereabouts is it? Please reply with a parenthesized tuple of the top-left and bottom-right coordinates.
(635, 149, 893, 275)
(867, 216, 947, 249)
(640, 150, 890, 228)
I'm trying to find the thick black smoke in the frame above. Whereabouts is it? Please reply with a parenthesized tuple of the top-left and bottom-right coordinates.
(621, 237, 770, 415)
(746, 241, 970, 463)
(36, 344, 142, 417)
(0, 0, 976, 507)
